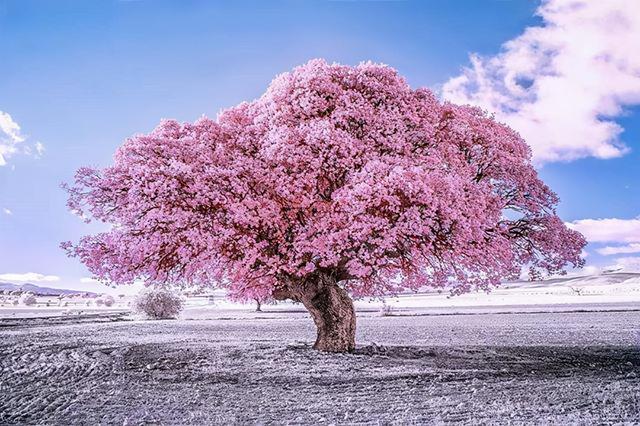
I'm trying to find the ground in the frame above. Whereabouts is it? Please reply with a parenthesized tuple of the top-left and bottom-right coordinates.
(1, 306, 639, 424)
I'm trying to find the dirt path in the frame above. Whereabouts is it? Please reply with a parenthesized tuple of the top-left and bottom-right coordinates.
(1, 311, 639, 424)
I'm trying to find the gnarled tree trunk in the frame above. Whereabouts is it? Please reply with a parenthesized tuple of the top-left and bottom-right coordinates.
(273, 272, 356, 352)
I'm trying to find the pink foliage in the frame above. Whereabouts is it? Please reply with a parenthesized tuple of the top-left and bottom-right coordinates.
(62, 59, 585, 298)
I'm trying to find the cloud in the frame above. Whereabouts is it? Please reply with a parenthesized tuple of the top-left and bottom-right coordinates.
(2, 208, 12, 216)
(597, 243, 640, 256)
(566, 218, 640, 244)
(568, 217, 640, 258)
(0, 272, 61, 282)
(80, 277, 99, 283)
(608, 256, 640, 272)
(0, 111, 45, 165)
(0, 111, 26, 166)
(35, 142, 45, 158)
(442, 0, 640, 164)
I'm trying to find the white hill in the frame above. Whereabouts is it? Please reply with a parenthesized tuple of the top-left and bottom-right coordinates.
(0, 282, 97, 296)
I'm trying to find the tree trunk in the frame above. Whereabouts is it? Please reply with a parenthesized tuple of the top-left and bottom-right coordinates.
(303, 279, 356, 352)
(273, 272, 356, 352)
(255, 299, 262, 312)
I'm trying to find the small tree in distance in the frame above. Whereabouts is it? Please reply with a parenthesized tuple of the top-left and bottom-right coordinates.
(133, 288, 183, 320)
(227, 286, 274, 312)
(99, 294, 115, 307)
(62, 59, 586, 352)
(19, 292, 38, 306)
(19, 292, 37, 307)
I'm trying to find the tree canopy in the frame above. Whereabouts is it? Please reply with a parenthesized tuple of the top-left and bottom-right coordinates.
(63, 59, 585, 299)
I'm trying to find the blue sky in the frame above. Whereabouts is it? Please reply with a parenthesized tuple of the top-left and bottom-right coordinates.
(1, 0, 639, 292)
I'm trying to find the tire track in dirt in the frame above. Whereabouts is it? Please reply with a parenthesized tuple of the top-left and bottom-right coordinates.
(0, 343, 126, 423)
(1, 311, 639, 424)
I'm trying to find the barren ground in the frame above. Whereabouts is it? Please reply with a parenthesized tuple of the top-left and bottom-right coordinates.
(1, 308, 639, 424)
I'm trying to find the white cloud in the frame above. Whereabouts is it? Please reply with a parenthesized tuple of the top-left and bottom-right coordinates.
(0, 272, 61, 282)
(578, 265, 601, 276)
(442, 0, 640, 164)
(0, 111, 26, 166)
(35, 142, 45, 158)
(80, 277, 99, 283)
(2, 208, 12, 216)
(566, 218, 640, 244)
(597, 243, 640, 256)
(568, 217, 640, 259)
(0, 111, 45, 165)
(608, 256, 640, 272)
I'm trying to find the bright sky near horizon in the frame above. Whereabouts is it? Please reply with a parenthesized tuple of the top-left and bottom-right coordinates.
(1, 0, 639, 293)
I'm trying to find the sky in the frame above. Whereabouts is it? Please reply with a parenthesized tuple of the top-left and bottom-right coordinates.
(1, 0, 639, 293)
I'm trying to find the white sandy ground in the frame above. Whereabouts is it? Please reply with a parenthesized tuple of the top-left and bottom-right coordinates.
(0, 314, 639, 422)
(1, 273, 639, 424)
(0, 309, 639, 424)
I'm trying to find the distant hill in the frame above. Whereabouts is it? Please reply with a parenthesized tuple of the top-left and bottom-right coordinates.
(2, 271, 638, 297)
(502, 271, 640, 289)
(0, 282, 97, 296)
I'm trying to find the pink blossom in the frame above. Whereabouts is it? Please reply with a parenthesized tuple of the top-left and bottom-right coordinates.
(62, 59, 586, 298)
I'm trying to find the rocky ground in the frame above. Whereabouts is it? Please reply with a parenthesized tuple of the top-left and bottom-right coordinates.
(1, 309, 639, 424)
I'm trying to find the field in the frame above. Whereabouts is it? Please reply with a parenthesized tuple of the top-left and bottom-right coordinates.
(1, 305, 639, 424)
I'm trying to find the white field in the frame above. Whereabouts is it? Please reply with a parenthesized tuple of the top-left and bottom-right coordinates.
(1, 271, 639, 319)
(1, 272, 638, 423)
(1, 308, 639, 423)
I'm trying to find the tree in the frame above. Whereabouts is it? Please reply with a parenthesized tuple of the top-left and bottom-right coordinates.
(133, 288, 183, 319)
(227, 286, 274, 312)
(100, 294, 116, 307)
(19, 292, 37, 307)
(62, 59, 585, 352)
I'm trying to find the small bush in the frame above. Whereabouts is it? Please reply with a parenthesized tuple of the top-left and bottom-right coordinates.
(100, 295, 115, 307)
(133, 288, 183, 319)
(19, 293, 37, 306)
(379, 302, 393, 317)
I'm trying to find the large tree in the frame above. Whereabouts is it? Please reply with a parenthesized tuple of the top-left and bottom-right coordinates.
(63, 60, 586, 352)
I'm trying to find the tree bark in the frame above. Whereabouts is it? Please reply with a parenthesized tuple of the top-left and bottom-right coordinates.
(273, 272, 356, 352)
(255, 299, 262, 312)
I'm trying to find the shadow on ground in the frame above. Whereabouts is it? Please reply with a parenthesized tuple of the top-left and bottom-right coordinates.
(1, 312, 639, 424)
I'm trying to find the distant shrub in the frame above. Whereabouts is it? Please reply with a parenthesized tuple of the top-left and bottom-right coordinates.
(100, 295, 115, 307)
(379, 302, 393, 317)
(19, 293, 37, 306)
(95, 298, 104, 307)
(133, 288, 183, 319)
